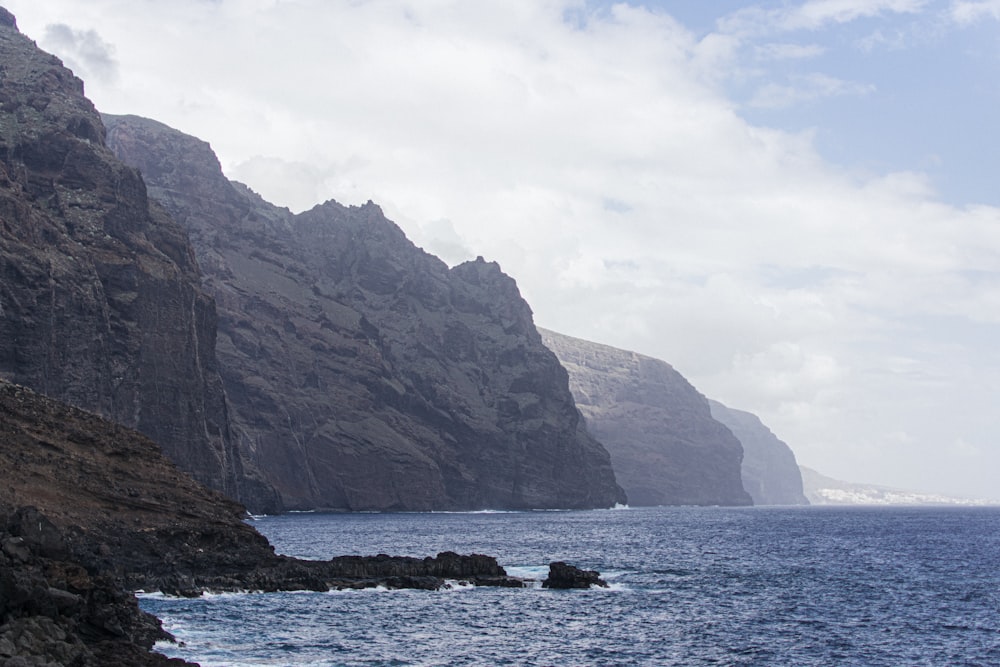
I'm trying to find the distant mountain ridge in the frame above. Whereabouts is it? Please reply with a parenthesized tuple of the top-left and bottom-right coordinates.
(103, 114, 625, 512)
(539, 328, 752, 506)
(709, 400, 808, 506)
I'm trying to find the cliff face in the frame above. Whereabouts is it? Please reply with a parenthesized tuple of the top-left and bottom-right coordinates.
(0, 378, 274, 665)
(0, 12, 278, 512)
(103, 114, 624, 511)
(708, 400, 808, 506)
(539, 329, 751, 507)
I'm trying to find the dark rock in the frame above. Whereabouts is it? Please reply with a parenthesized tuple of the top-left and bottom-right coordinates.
(102, 114, 625, 512)
(0, 378, 529, 664)
(709, 400, 809, 506)
(542, 561, 607, 589)
(540, 329, 752, 506)
(0, 8, 280, 514)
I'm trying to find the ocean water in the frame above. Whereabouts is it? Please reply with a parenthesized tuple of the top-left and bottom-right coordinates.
(141, 506, 1000, 666)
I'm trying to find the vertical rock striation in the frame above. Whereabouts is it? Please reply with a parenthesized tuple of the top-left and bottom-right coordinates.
(708, 400, 808, 506)
(0, 11, 279, 512)
(103, 114, 624, 511)
(540, 329, 751, 506)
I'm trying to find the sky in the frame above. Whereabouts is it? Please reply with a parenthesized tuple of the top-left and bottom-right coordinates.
(6, 0, 1000, 500)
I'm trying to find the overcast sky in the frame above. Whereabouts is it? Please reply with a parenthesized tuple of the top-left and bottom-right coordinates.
(8, 0, 1000, 500)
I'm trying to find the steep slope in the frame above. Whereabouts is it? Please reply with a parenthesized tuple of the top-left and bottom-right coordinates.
(0, 378, 271, 665)
(0, 10, 278, 512)
(540, 329, 751, 506)
(0, 378, 530, 664)
(103, 114, 624, 511)
(708, 400, 808, 505)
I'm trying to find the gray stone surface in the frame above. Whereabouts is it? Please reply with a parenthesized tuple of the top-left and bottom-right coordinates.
(540, 329, 751, 506)
(103, 114, 625, 511)
(709, 400, 808, 506)
(0, 13, 277, 513)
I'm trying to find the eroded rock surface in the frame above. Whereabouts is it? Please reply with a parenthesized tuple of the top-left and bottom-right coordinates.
(0, 378, 527, 664)
(103, 114, 625, 511)
(0, 8, 278, 513)
(540, 329, 751, 506)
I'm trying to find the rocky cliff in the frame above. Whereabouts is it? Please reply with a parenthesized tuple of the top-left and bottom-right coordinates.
(0, 377, 534, 664)
(103, 114, 625, 511)
(0, 9, 278, 513)
(708, 400, 808, 506)
(539, 329, 751, 506)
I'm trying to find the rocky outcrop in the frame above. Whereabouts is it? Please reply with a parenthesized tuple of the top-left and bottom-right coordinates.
(708, 400, 808, 506)
(103, 114, 625, 511)
(0, 378, 535, 663)
(542, 562, 608, 589)
(0, 10, 279, 513)
(539, 329, 751, 506)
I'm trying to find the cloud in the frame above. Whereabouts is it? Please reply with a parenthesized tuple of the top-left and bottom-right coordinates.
(41, 23, 118, 83)
(721, 0, 929, 36)
(748, 72, 876, 108)
(754, 42, 826, 60)
(5, 0, 1000, 499)
(950, 0, 1000, 23)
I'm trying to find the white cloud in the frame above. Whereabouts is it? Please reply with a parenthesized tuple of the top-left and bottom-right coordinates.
(754, 42, 827, 60)
(950, 0, 1000, 23)
(748, 72, 876, 108)
(720, 0, 929, 36)
(4, 0, 999, 500)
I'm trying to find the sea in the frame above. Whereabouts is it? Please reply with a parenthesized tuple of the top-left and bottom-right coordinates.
(140, 506, 1000, 666)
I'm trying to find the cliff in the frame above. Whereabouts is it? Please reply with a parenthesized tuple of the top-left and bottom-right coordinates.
(103, 114, 625, 511)
(539, 329, 751, 506)
(0, 9, 279, 513)
(708, 400, 808, 505)
(0, 377, 533, 664)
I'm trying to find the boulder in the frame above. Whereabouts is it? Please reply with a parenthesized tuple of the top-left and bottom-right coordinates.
(542, 561, 608, 589)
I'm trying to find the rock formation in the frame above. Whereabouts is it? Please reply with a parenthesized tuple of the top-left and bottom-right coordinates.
(0, 377, 530, 663)
(0, 6, 622, 514)
(542, 561, 608, 589)
(539, 329, 751, 506)
(102, 114, 625, 511)
(708, 400, 809, 506)
(0, 8, 279, 513)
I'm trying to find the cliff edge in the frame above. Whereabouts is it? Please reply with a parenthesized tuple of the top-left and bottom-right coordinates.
(0, 6, 279, 513)
(709, 400, 808, 506)
(540, 329, 751, 506)
(103, 114, 625, 511)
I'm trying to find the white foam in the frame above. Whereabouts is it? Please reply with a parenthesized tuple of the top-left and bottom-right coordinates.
(441, 579, 475, 591)
(503, 564, 548, 580)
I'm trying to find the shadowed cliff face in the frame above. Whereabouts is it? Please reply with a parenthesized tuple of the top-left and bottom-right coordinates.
(539, 329, 751, 507)
(103, 114, 625, 511)
(708, 400, 809, 506)
(0, 13, 279, 513)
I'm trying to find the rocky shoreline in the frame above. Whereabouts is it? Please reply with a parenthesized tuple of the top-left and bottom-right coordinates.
(0, 380, 606, 665)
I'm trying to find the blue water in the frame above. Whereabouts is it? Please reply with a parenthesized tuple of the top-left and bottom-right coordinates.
(141, 506, 1000, 666)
